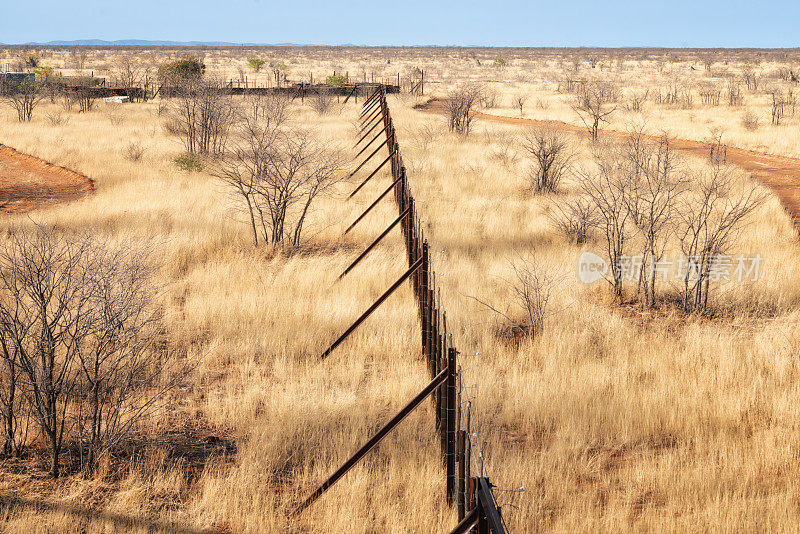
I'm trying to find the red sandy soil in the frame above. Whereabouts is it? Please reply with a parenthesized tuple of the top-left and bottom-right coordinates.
(0, 144, 93, 214)
(419, 99, 800, 228)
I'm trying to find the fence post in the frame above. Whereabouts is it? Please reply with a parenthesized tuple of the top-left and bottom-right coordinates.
(421, 241, 429, 358)
(457, 429, 466, 519)
(446, 347, 458, 505)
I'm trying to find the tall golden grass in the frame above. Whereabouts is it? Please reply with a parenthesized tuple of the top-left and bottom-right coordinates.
(0, 47, 798, 532)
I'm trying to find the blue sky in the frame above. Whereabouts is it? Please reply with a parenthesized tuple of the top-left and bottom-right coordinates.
(2, 0, 798, 47)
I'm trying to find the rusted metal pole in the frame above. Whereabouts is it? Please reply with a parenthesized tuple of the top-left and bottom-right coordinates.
(457, 430, 466, 519)
(348, 149, 396, 200)
(291, 368, 450, 517)
(420, 241, 429, 357)
(343, 173, 404, 236)
(360, 105, 383, 128)
(360, 94, 382, 118)
(338, 207, 409, 280)
(446, 348, 458, 506)
(449, 507, 479, 534)
(354, 128, 386, 159)
(348, 138, 389, 178)
(476, 478, 506, 533)
(320, 257, 422, 360)
(354, 118, 383, 148)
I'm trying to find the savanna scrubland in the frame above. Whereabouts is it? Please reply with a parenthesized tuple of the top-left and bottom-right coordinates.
(0, 46, 799, 532)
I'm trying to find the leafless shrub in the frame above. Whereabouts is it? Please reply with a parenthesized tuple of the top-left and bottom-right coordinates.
(624, 131, 686, 308)
(698, 84, 721, 106)
(625, 90, 649, 112)
(211, 123, 347, 247)
(513, 94, 527, 116)
(742, 65, 759, 92)
(123, 142, 146, 162)
(480, 87, 499, 109)
(45, 110, 69, 126)
(247, 91, 291, 126)
(470, 258, 562, 341)
(572, 81, 617, 141)
(674, 163, 766, 313)
(549, 198, 596, 245)
(707, 129, 727, 165)
(445, 83, 483, 136)
(0, 227, 175, 476)
(311, 88, 334, 115)
(769, 87, 787, 125)
(168, 79, 236, 156)
(77, 89, 96, 113)
(741, 110, 760, 131)
(106, 109, 124, 125)
(574, 146, 633, 298)
(520, 128, 574, 193)
(727, 79, 743, 106)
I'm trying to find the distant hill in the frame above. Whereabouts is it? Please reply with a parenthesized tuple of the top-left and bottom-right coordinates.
(13, 40, 305, 47)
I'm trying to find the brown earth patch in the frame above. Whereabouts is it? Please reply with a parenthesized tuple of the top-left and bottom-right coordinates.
(0, 144, 94, 214)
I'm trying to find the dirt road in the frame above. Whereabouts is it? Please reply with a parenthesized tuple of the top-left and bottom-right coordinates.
(0, 144, 93, 214)
(418, 99, 800, 228)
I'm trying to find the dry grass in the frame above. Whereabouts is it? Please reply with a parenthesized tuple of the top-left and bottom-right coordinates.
(0, 47, 799, 532)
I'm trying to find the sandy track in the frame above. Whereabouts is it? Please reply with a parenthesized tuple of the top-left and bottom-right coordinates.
(0, 144, 94, 214)
(418, 99, 800, 228)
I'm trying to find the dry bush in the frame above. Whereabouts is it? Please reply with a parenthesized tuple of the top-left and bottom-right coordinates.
(105, 109, 124, 125)
(211, 123, 347, 247)
(311, 88, 334, 115)
(727, 78, 743, 106)
(45, 110, 69, 126)
(445, 83, 482, 136)
(741, 110, 760, 131)
(167, 80, 236, 156)
(549, 197, 596, 245)
(480, 86, 499, 109)
(572, 81, 617, 141)
(674, 163, 766, 313)
(520, 128, 574, 193)
(0, 226, 177, 476)
(122, 141, 146, 162)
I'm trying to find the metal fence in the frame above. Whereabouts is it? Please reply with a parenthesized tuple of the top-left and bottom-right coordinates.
(292, 85, 507, 533)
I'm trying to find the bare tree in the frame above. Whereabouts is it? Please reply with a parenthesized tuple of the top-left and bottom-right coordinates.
(575, 147, 633, 298)
(520, 128, 574, 193)
(212, 124, 346, 247)
(513, 94, 527, 116)
(572, 81, 617, 141)
(469, 258, 562, 341)
(674, 163, 765, 313)
(549, 197, 596, 245)
(0, 227, 180, 475)
(445, 83, 482, 136)
(624, 132, 686, 308)
(72, 242, 170, 472)
(0, 228, 93, 476)
(4, 80, 43, 122)
(113, 55, 144, 101)
(167, 79, 237, 156)
(769, 87, 786, 125)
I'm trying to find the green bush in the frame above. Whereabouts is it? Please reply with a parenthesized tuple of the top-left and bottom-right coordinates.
(327, 74, 347, 85)
(247, 58, 266, 72)
(173, 152, 204, 172)
(160, 56, 206, 82)
(494, 58, 506, 67)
